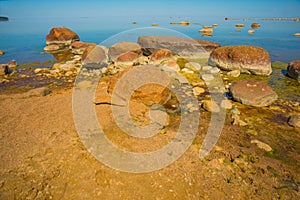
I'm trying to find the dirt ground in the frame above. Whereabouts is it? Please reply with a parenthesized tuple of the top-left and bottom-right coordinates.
(0, 78, 299, 199)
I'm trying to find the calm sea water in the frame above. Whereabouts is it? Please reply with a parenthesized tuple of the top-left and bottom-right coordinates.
(0, 16, 299, 65)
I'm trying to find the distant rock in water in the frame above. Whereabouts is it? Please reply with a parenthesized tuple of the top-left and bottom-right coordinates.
(248, 30, 255, 34)
(46, 27, 80, 46)
(178, 21, 190, 26)
(170, 22, 177, 25)
(230, 80, 278, 107)
(131, 21, 138, 24)
(208, 46, 272, 75)
(294, 33, 300, 37)
(0, 50, 5, 56)
(0, 16, 9, 21)
(151, 23, 158, 26)
(235, 24, 244, 28)
(251, 23, 260, 29)
(287, 60, 300, 81)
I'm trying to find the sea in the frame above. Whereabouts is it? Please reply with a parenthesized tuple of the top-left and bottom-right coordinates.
(0, 16, 299, 65)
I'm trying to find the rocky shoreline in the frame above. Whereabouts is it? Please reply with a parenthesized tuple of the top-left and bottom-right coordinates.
(0, 27, 299, 199)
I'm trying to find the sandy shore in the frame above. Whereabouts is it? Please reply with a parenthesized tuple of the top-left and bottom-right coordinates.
(0, 78, 299, 199)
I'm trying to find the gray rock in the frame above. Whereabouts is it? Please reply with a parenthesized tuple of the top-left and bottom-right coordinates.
(230, 80, 278, 107)
(287, 60, 300, 81)
(137, 36, 217, 58)
(288, 114, 300, 128)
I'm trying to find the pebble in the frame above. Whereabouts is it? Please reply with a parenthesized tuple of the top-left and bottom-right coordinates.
(193, 87, 205, 96)
(202, 100, 220, 113)
(227, 70, 241, 77)
(251, 140, 272, 152)
(185, 62, 201, 71)
(181, 68, 194, 74)
(0, 50, 5, 56)
(221, 99, 233, 109)
(210, 67, 220, 74)
(202, 66, 212, 71)
(201, 74, 214, 81)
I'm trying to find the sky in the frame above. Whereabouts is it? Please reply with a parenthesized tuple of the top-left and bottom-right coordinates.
(0, 0, 300, 18)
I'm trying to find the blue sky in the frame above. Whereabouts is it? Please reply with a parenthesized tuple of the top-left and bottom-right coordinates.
(0, 0, 300, 18)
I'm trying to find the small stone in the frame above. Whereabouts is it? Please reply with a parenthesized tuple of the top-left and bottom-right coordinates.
(202, 66, 212, 71)
(288, 114, 300, 127)
(202, 100, 220, 113)
(193, 87, 205, 96)
(221, 99, 233, 109)
(0, 50, 5, 56)
(65, 71, 73, 77)
(231, 107, 241, 115)
(210, 67, 220, 74)
(248, 30, 255, 34)
(34, 68, 43, 74)
(251, 140, 272, 152)
(201, 74, 214, 81)
(191, 81, 205, 87)
(227, 70, 241, 77)
(232, 114, 247, 126)
(181, 68, 194, 74)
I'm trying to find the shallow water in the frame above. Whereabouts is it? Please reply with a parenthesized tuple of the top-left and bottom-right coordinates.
(0, 16, 299, 64)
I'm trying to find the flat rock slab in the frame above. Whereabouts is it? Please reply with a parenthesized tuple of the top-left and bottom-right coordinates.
(138, 36, 219, 58)
(230, 80, 278, 107)
(208, 46, 272, 75)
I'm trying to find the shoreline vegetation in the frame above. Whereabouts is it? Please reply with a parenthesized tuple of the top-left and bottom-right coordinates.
(0, 22, 300, 198)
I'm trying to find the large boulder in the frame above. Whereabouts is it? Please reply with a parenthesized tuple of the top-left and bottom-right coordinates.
(71, 41, 96, 55)
(287, 60, 300, 81)
(137, 36, 219, 58)
(108, 42, 141, 62)
(229, 80, 278, 107)
(208, 46, 272, 75)
(108, 66, 171, 106)
(46, 27, 79, 45)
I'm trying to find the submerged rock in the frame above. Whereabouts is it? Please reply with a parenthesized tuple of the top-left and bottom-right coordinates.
(251, 23, 260, 29)
(230, 80, 278, 107)
(208, 46, 272, 75)
(288, 114, 300, 128)
(46, 27, 79, 45)
(287, 60, 300, 81)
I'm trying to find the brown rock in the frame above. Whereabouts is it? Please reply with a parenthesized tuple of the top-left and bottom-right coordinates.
(108, 65, 171, 106)
(229, 80, 278, 107)
(236, 24, 244, 28)
(208, 46, 272, 75)
(150, 49, 174, 61)
(178, 21, 190, 26)
(0, 50, 5, 56)
(44, 44, 60, 52)
(251, 23, 261, 29)
(71, 41, 96, 55)
(288, 114, 300, 127)
(287, 60, 300, 80)
(202, 100, 220, 113)
(194, 39, 220, 52)
(46, 27, 79, 45)
(116, 51, 139, 62)
(108, 42, 141, 61)
(82, 45, 107, 64)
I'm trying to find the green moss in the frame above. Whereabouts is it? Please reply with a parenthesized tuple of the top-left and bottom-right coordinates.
(176, 57, 189, 68)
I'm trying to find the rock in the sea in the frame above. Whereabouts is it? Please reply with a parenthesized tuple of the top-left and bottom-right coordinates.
(178, 21, 190, 26)
(236, 24, 244, 28)
(248, 30, 255, 34)
(150, 49, 174, 62)
(199, 27, 213, 36)
(44, 44, 60, 52)
(202, 100, 220, 113)
(46, 27, 79, 45)
(0, 50, 5, 56)
(287, 60, 300, 81)
(82, 45, 107, 64)
(288, 114, 300, 128)
(251, 23, 261, 29)
(0, 64, 9, 75)
(208, 46, 272, 75)
(229, 80, 278, 107)
(108, 42, 141, 62)
(293, 33, 300, 37)
(71, 41, 96, 55)
(108, 66, 171, 106)
(138, 36, 219, 58)
(251, 140, 272, 152)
